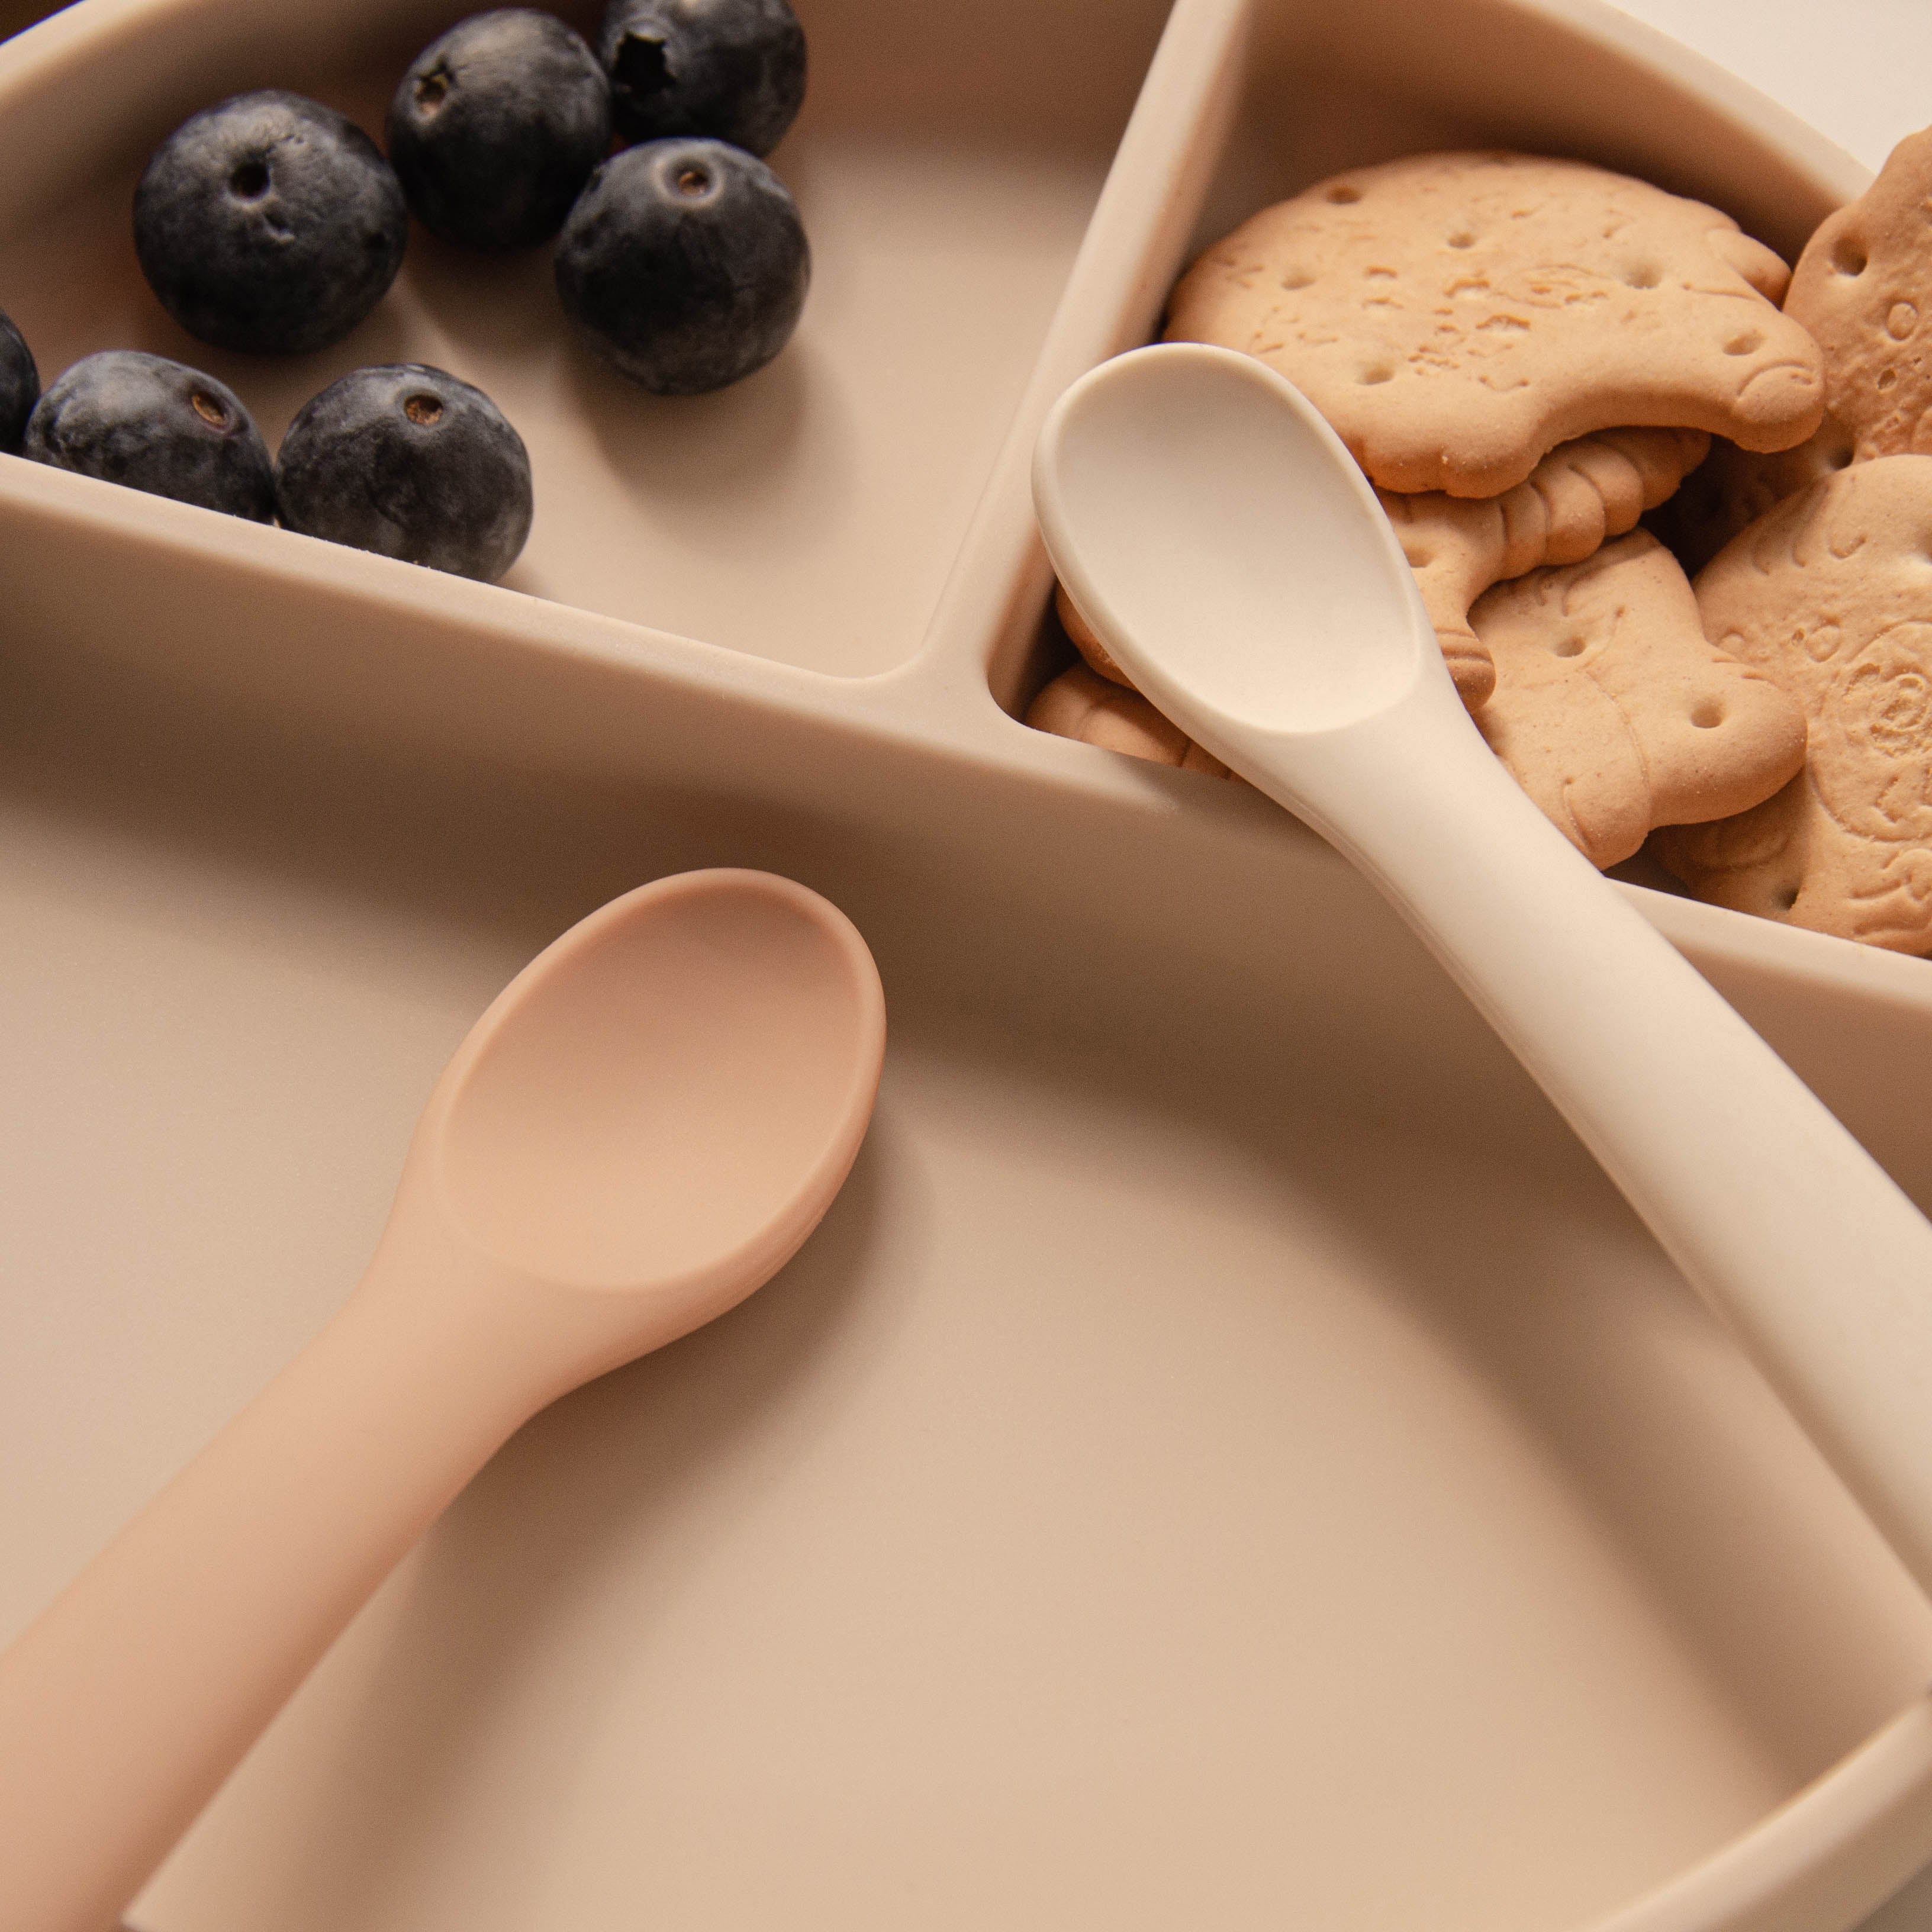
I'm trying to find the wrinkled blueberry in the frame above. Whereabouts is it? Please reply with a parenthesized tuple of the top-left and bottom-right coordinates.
(276, 364, 532, 581)
(134, 91, 408, 354)
(388, 11, 612, 252)
(556, 139, 807, 394)
(596, 0, 805, 156)
(0, 307, 37, 454)
(23, 350, 275, 520)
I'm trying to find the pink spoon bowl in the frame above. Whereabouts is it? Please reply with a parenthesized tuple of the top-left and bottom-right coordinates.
(0, 867, 887, 1932)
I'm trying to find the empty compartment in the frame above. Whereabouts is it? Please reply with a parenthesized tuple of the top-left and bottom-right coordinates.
(5, 563, 1932, 1932)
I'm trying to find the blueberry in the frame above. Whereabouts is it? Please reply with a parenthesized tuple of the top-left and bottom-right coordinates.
(134, 91, 408, 355)
(0, 307, 37, 454)
(23, 350, 274, 520)
(556, 139, 807, 394)
(388, 11, 613, 252)
(276, 364, 532, 581)
(596, 0, 805, 156)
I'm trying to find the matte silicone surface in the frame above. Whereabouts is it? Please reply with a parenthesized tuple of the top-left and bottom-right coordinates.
(4, 2, 1932, 1930)
(0, 871, 887, 1932)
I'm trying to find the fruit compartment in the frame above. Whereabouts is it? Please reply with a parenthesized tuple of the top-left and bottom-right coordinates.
(0, 0, 1173, 677)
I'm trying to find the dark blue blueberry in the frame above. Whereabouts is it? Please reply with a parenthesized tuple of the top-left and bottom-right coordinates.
(23, 350, 274, 520)
(0, 307, 37, 455)
(387, 11, 613, 252)
(596, 0, 804, 156)
(556, 139, 807, 394)
(275, 364, 532, 581)
(134, 91, 408, 355)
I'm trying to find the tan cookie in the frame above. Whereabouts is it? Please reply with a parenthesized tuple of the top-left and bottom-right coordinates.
(1785, 125, 1932, 463)
(1383, 425, 1709, 706)
(1058, 426, 1708, 711)
(1649, 126, 1932, 577)
(1025, 662, 1232, 778)
(1471, 530, 1807, 869)
(1646, 418, 1856, 575)
(1651, 456, 1932, 951)
(1165, 150, 1822, 498)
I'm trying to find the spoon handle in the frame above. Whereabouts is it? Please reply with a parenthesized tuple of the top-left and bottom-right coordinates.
(1256, 690, 1932, 1595)
(0, 1255, 537, 1932)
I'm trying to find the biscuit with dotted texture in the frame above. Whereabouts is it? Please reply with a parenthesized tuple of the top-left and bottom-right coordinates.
(1384, 425, 1709, 706)
(1654, 124, 1932, 581)
(1785, 126, 1932, 465)
(1471, 530, 1807, 870)
(1165, 150, 1823, 499)
(1653, 456, 1932, 951)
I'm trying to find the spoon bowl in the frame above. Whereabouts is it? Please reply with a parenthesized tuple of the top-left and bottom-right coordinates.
(1044, 343, 1425, 735)
(1035, 342, 1932, 1609)
(0, 868, 886, 1932)
(435, 869, 884, 1313)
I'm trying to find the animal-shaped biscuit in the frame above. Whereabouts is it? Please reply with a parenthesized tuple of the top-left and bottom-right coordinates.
(1653, 125, 1932, 587)
(1057, 427, 1709, 710)
(1383, 426, 1709, 706)
(1471, 531, 1807, 869)
(1646, 420, 1856, 575)
(1651, 456, 1932, 951)
(1026, 662, 1231, 778)
(1645, 126, 1932, 578)
(1165, 151, 1823, 499)
(1785, 125, 1932, 463)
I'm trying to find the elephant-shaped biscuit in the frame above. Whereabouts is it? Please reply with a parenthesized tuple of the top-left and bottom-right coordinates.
(1165, 150, 1823, 498)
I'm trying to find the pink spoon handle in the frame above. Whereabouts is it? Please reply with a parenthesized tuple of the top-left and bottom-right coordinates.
(0, 870, 886, 1932)
(0, 1240, 542, 1932)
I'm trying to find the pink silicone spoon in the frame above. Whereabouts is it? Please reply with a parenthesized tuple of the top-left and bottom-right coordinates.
(0, 868, 886, 1932)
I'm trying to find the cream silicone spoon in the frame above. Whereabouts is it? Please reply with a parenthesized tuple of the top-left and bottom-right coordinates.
(0, 867, 886, 1932)
(1034, 342, 1932, 1596)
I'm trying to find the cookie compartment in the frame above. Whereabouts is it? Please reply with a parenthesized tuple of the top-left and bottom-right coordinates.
(987, 0, 1867, 719)
(0, 0, 1173, 678)
(5, 595, 1932, 1932)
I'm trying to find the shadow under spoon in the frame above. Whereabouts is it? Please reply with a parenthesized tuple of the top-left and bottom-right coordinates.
(0, 867, 887, 1932)
(1033, 341, 1932, 1599)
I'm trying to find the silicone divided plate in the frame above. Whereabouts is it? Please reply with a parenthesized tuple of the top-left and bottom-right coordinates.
(4, 2, 1932, 1929)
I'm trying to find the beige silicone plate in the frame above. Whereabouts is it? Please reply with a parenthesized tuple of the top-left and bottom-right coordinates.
(6, 2, 1932, 1928)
